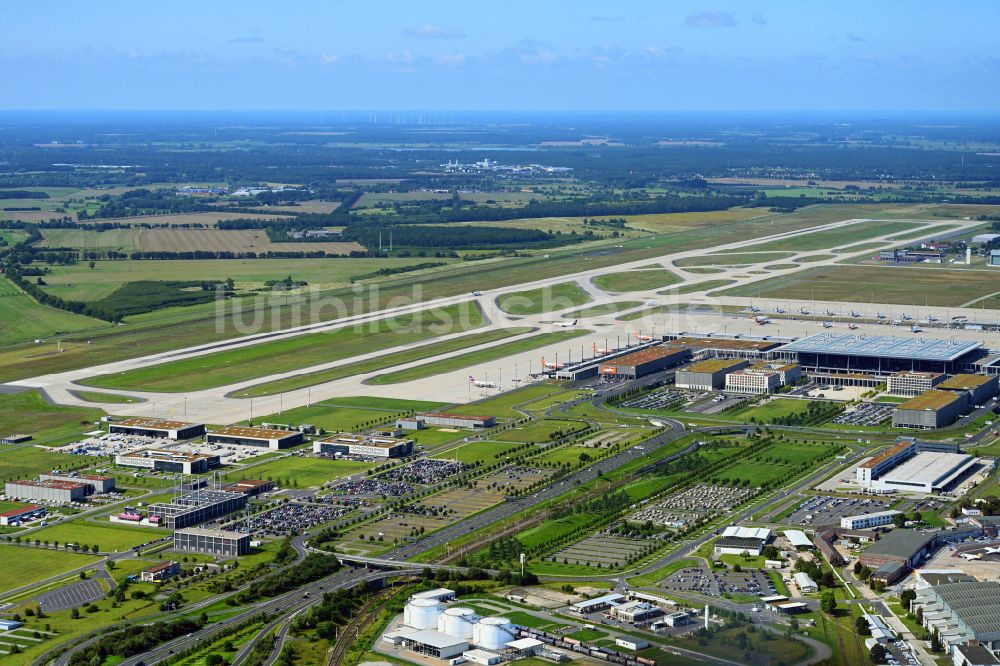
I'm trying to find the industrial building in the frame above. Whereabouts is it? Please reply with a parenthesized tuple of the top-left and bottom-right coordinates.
(886, 371, 945, 397)
(398, 413, 496, 430)
(725, 368, 781, 394)
(115, 449, 220, 474)
(221, 479, 275, 496)
(774, 333, 985, 376)
(206, 426, 305, 450)
(148, 489, 247, 529)
(5, 479, 89, 503)
(856, 438, 962, 490)
(173, 527, 250, 556)
(610, 600, 663, 623)
(662, 334, 784, 360)
(109, 418, 205, 440)
(676, 358, 749, 390)
(892, 390, 968, 429)
(992, 250, 1000, 267)
(598, 346, 691, 379)
(840, 511, 902, 530)
(858, 530, 939, 581)
(793, 572, 818, 593)
(866, 452, 980, 495)
(714, 526, 772, 556)
(0, 504, 45, 526)
(141, 561, 180, 582)
(313, 433, 414, 458)
(40, 471, 116, 494)
(570, 592, 625, 614)
(784, 530, 814, 549)
(913, 581, 1000, 653)
(938, 373, 1000, 404)
(953, 645, 1000, 666)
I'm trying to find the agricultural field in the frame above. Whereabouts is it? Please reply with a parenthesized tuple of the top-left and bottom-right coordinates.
(233, 327, 532, 397)
(0, 276, 109, 344)
(40, 256, 460, 302)
(0, 545, 101, 595)
(81, 301, 485, 391)
(222, 456, 371, 488)
(593, 269, 679, 292)
(366, 329, 587, 385)
(720, 220, 923, 253)
(722, 264, 1000, 308)
(497, 282, 591, 315)
(0, 390, 105, 446)
(545, 534, 652, 569)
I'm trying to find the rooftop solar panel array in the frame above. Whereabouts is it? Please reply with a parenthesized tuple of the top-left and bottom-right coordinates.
(775, 333, 981, 362)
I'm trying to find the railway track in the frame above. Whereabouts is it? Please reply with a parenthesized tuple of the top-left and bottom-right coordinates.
(325, 585, 399, 666)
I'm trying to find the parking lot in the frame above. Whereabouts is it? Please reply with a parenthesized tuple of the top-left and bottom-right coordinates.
(326, 478, 413, 497)
(630, 484, 757, 528)
(546, 534, 654, 568)
(229, 502, 353, 536)
(784, 495, 895, 527)
(38, 577, 105, 612)
(379, 459, 468, 486)
(830, 402, 894, 426)
(661, 566, 778, 599)
(619, 389, 686, 411)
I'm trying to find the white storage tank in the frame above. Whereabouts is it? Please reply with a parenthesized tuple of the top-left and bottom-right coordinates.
(473, 617, 515, 650)
(438, 607, 478, 639)
(404, 598, 443, 630)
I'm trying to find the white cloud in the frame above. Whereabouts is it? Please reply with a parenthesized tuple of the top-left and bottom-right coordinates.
(436, 53, 466, 64)
(685, 10, 738, 28)
(404, 24, 466, 39)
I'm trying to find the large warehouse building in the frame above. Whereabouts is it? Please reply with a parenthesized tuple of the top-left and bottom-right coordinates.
(399, 413, 496, 430)
(662, 334, 784, 360)
(314, 433, 414, 458)
(206, 426, 304, 450)
(937, 373, 1000, 405)
(676, 358, 749, 390)
(5, 479, 89, 503)
(173, 527, 250, 556)
(599, 346, 691, 379)
(892, 390, 968, 429)
(39, 472, 116, 494)
(109, 418, 205, 440)
(913, 581, 1000, 653)
(116, 449, 220, 474)
(858, 438, 978, 493)
(774, 334, 985, 376)
(147, 489, 247, 529)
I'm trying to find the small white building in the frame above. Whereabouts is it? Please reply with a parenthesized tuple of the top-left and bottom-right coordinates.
(793, 572, 818, 593)
(463, 649, 501, 665)
(615, 638, 649, 651)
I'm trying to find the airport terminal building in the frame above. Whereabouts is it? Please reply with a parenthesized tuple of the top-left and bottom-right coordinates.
(773, 334, 986, 377)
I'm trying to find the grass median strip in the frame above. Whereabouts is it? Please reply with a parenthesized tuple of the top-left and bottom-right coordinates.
(366, 329, 589, 385)
(81, 301, 484, 392)
(230, 327, 534, 398)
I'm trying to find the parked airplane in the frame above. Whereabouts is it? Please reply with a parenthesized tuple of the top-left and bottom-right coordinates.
(553, 319, 578, 328)
(848, 323, 859, 330)
(800, 307, 811, 315)
(823, 322, 833, 328)
(928, 315, 939, 322)
(593, 343, 615, 355)
(961, 552, 983, 561)
(749, 305, 762, 313)
(541, 357, 565, 369)
(911, 324, 923, 333)
(753, 316, 770, 325)
(634, 331, 654, 342)
(876, 312, 886, 319)
(902, 313, 913, 321)
(851, 310, 861, 317)
(826, 309, 838, 316)
(775, 307, 787, 314)
(469, 377, 497, 388)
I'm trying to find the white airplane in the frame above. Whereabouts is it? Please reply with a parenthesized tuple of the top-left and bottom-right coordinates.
(851, 310, 861, 317)
(775, 307, 786, 314)
(593, 343, 615, 355)
(823, 321, 833, 328)
(984, 546, 1000, 554)
(470, 377, 497, 388)
(753, 316, 770, 325)
(553, 319, 578, 328)
(848, 323, 859, 330)
(799, 307, 811, 315)
(541, 357, 565, 369)
(749, 305, 762, 313)
(826, 309, 838, 316)
(928, 315, 939, 322)
(902, 313, 913, 321)
(876, 312, 886, 319)
(634, 331, 654, 342)
(961, 552, 983, 561)
(911, 324, 922, 333)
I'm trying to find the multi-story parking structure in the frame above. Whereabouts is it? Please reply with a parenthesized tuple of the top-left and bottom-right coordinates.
(147, 489, 247, 529)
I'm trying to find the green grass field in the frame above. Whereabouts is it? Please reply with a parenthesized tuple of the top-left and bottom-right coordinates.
(533, 445, 596, 465)
(0, 545, 101, 595)
(250, 397, 442, 434)
(593, 270, 679, 292)
(29, 521, 161, 552)
(82, 301, 484, 392)
(497, 282, 591, 315)
(497, 419, 584, 443)
(223, 456, 371, 488)
(667, 279, 736, 294)
(676, 251, 795, 267)
(68, 390, 143, 404)
(0, 276, 109, 345)
(721, 264, 1000, 307)
(720, 220, 922, 253)
(445, 385, 566, 418)
(517, 513, 598, 550)
(0, 390, 105, 446)
(436, 441, 522, 464)
(231, 327, 532, 398)
(0, 445, 105, 481)
(560, 301, 642, 319)
(366, 330, 588, 384)
(730, 399, 815, 423)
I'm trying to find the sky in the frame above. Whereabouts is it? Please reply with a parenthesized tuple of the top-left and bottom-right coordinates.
(3, 0, 1000, 112)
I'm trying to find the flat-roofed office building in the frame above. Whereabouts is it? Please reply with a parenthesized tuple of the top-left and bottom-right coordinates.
(892, 390, 968, 429)
(109, 418, 205, 440)
(206, 426, 304, 450)
(173, 527, 250, 557)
